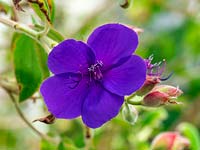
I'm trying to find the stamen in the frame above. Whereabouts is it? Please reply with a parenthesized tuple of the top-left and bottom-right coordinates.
(160, 72, 173, 81)
(88, 61, 103, 81)
(147, 58, 167, 77)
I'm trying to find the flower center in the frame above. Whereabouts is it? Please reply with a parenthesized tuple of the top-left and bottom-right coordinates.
(88, 60, 103, 81)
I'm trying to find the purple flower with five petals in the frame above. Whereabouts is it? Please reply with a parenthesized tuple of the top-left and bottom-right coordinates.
(40, 23, 146, 128)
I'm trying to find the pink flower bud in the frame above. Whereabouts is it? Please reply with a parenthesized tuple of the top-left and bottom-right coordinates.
(151, 132, 190, 150)
(142, 85, 183, 107)
(143, 91, 169, 107)
(136, 75, 161, 96)
(152, 85, 183, 97)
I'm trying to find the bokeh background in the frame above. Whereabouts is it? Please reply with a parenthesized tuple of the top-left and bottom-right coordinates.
(0, 0, 200, 149)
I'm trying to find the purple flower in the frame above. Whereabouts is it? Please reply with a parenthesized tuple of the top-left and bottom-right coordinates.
(40, 23, 146, 128)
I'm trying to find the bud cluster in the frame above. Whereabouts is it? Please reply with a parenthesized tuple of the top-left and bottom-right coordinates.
(137, 55, 183, 107)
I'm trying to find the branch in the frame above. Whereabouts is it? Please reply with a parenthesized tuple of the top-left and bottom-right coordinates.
(0, 17, 57, 53)
(0, 17, 38, 38)
(0, 80, 58, 144)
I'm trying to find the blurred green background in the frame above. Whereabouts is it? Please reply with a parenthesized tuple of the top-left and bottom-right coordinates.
(0, 0, 200, 149)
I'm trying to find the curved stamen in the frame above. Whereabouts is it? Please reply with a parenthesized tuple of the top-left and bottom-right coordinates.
(160, 72, 173, 81)
(157, 59, 166, 76)
(147, 59, 166, 77)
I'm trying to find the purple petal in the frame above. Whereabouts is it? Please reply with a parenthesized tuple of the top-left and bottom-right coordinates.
(82, 83, 123, 128)
(102, 55, 146, 96)
(40, 73, 89, 119)
(48, 39, 95, 74)
(87, 23, 138, 68)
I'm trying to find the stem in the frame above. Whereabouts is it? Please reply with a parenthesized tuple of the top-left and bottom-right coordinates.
(0, 82, 57, 144)
(126, 93, 136, 101)
(9, 92, 56, 143)
(126, 93, 143, 105)
(0, 77, 18, 94)
(41, 36, 58, 53)
(0, 17, 57, 53)
(37, 20, 50, 37)
(0, 17, 38, 38)
(126, 99, 142, 105)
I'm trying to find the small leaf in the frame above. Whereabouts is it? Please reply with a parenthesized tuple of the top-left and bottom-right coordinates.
(12, 33, 49, 102)
(46, 0, 55, 22)
(28, 0, 55, 23)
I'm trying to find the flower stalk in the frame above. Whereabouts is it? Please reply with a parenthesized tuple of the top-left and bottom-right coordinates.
(126, 98, 142, 105)
(126, 93, 143, 106)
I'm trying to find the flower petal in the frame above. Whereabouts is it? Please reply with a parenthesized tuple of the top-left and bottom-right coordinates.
(48, 39, 95, 74)
(82, 83, 123, 128)
(40, 73, 89, 119)
(102, 55, 146, 96)
(87, 23, 138, 68)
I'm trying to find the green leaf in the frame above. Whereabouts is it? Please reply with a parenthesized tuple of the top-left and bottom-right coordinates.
(12, 33, 49, 102)
(178, 122, 200, 150)
(29, 0, 55, 23)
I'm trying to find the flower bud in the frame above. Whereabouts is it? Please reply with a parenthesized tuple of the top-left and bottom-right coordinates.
(142, 91, 169, 107)
(136, 75, 161, 96)
(142, 85, 183, 107)
(151, 132, 190, 150)
(152, 85, 183, 97)
(122, 103, 138, 125)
